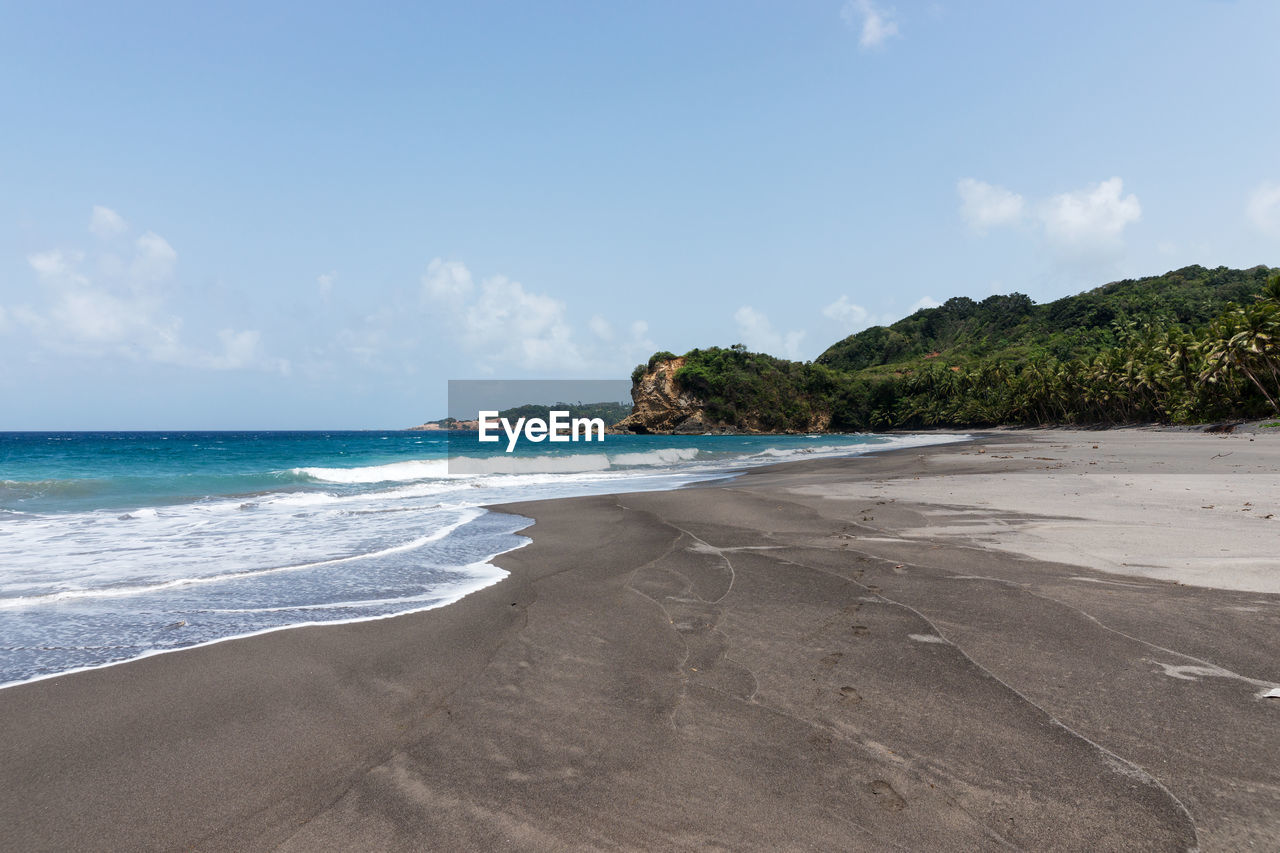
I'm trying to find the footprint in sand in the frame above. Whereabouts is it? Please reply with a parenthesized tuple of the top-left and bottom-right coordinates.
(839, 686, 862, 703)
(868, 780, 907, 810)
(850, 624, 870, 636)
(820, 651, 844, 666)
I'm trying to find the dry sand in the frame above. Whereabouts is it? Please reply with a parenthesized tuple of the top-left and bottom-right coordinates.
(1, 428, 1277, 851)
(790, 428, 1280, 594)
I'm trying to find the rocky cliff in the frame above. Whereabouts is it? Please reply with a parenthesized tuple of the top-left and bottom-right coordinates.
(613, 358, 712, 434)
(614, 356, 833, 434)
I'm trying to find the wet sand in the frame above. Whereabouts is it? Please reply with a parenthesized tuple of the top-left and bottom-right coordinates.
(1, 429, 1277, 850)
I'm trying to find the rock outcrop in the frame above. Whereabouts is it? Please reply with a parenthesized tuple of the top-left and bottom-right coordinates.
(614, 357, 833, 434)
(613, 358, 712, 434)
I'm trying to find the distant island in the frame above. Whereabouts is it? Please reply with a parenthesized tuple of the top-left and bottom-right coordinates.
(411, 401, 632, 432)
(409, 417, 479, 432)
(616, 264, 1280, 434)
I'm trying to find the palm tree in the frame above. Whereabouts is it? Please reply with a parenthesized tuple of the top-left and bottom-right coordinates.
(1262, 272, 1280, 306)
(1200, 307, 1280, 415)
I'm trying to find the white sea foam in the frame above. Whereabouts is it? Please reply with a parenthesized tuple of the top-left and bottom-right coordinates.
(0, 509, 485, 609)
(259, 491, 347, 507)
(293, 459, 452, 483)
(448, 453, 612, 476)
(0, 552, 520, 692)
(609, 447, 700, 466)
(290, 433, 967, 487)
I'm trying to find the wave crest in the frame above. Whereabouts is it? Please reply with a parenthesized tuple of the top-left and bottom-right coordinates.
(609, 447, 699, 466)
(292, 459, 451, 484)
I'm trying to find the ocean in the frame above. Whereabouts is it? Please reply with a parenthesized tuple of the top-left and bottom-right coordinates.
(0, 430, 964, 687)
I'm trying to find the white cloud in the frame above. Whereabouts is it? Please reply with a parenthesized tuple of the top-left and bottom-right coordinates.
(1246, 182, 1280, 236)
(957, 178, 1025, 231)
(17, 208, 285, 373)
(422, 258, 474, 302)
(823, 294, 938, 330)
(588, 314, 614, 340)
(959, 176, 1142, 260)
(629, 320, 652, 347)
(587, 315, 654, 360)
(1038, 177, 1141, 249)
(89, 205, 128, 239)
(27, 249, 89, 286)
(734, 305, 805, 360)
(422, 259, 580, 371)
(8, 305, 45, 334)
(462, 275, 581, 371)
(45, 284, 171, 346)
(130, 231, 178, 284)
(587, 315, 652, 355)
(842, 0, 900, 49)
(420, 258, 656, 374)
(317, 271, 337, 297)
(626, 320, 656, 362)
(588, 316, 653, 359)
(822, 296, 871, 327)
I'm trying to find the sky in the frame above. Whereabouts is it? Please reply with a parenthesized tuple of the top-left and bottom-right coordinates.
(1, 0, 1277, 429)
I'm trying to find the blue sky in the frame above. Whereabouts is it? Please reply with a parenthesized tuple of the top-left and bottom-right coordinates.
(2, 0, 1277, 429)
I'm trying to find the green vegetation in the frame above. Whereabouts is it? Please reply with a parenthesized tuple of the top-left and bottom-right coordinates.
(636, 265, 1280, 430)
(634, 351, 680, 383)
(819, 265, 1271, 375)
(498, 401, 633, 424)
(416, 417, 463, 429)
(674, 344, 844, 432)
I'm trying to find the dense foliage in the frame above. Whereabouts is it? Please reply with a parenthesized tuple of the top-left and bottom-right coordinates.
(818, 265, 1270, 374)
(671, 344, 843, 431)
(498, 401, 633, 424)
(640, 266, 1280, 430)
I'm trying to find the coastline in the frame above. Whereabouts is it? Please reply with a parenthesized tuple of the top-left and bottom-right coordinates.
(0, 546, 519, 693)
(0, 432, 964, 691)
(2, 429, 1277, 849)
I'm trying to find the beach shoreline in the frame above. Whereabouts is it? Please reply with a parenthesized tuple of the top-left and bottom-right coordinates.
(0, 432, 966, 692)
(2, 429, 1277, 850)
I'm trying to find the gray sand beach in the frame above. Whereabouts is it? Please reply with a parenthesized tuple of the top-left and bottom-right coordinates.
(2, 429, 1277, 851)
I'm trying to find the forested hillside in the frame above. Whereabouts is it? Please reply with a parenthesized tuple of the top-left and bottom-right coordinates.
(627, 265, 1280, 432)
(818, 265, 1270, 374)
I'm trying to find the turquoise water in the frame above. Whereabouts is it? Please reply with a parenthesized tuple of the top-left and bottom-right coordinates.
(0, 430, 964, 686)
